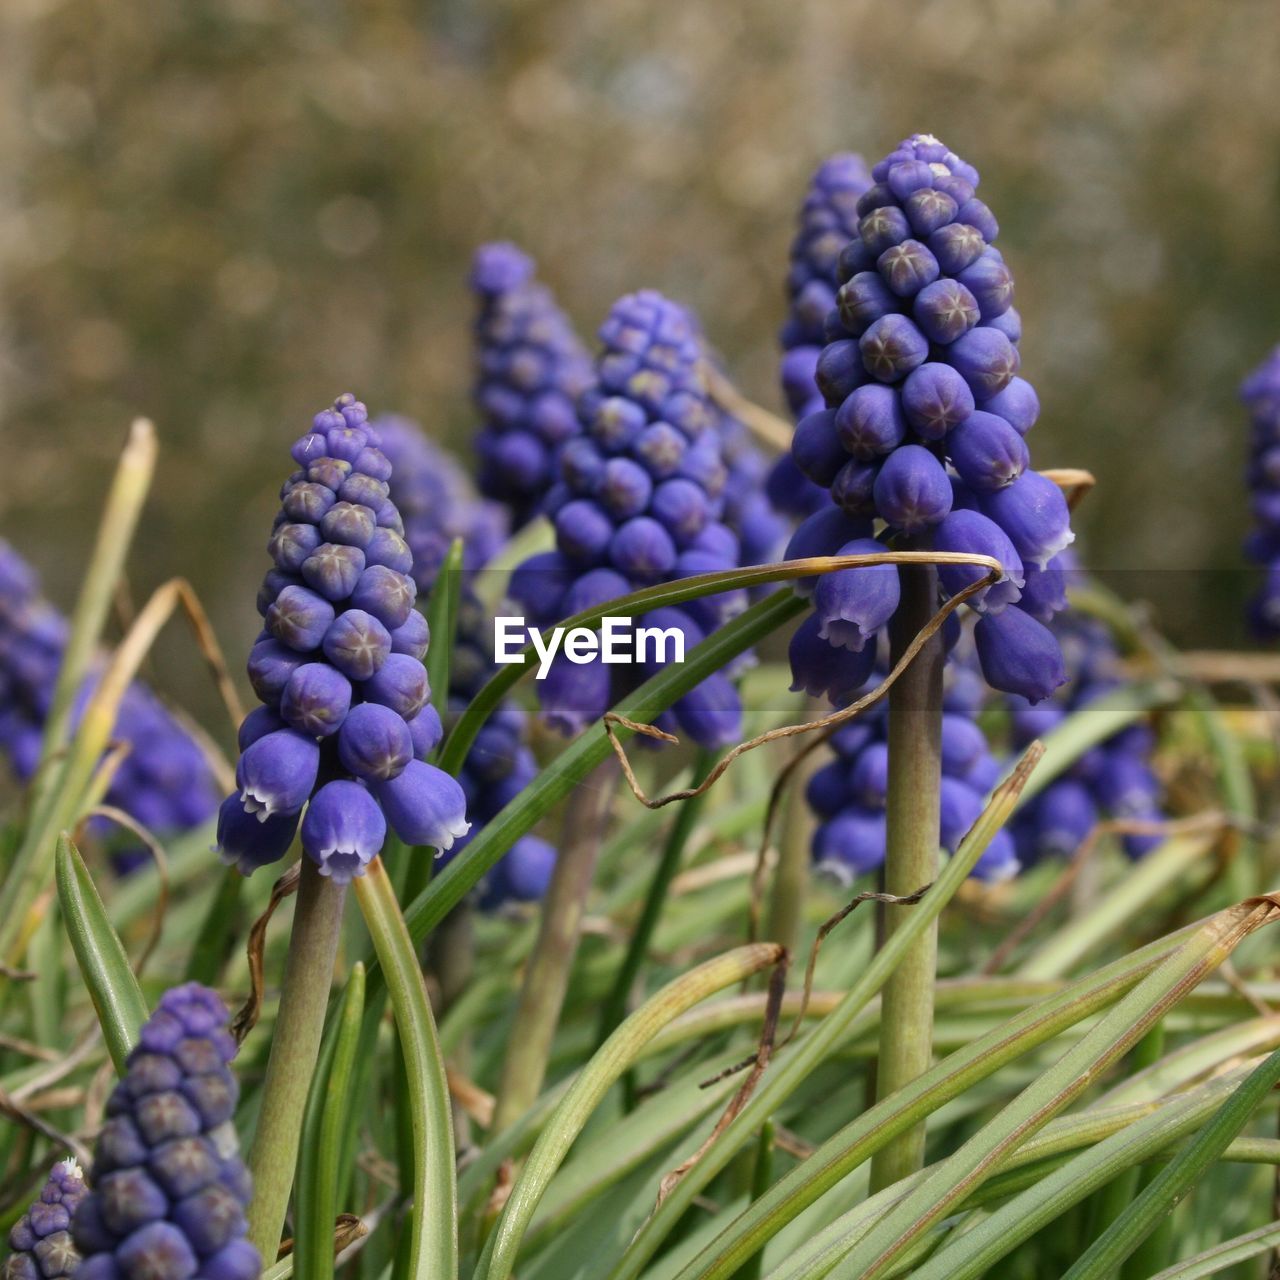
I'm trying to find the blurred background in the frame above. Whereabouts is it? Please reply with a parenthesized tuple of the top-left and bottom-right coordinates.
(2, 0, 1279, 718)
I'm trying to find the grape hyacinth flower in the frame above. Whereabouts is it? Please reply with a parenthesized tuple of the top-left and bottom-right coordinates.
(216, 395, 469, 883)
(1007, 593, 1165, 864)
(2, 1159, 87, 1280)
(717, 411, 791, 569)
(71, 984, 258, 1280)
(807, 653, 1014, 882)
(471, 242, 595, 529)
(0, 540, 219, 872)
(770, 153, 874, 521)
(785, 134, 1072, 706)
(378, 415, 555, 908)
(1242, 345, 1280, 637)
(509, 291, 748, 749)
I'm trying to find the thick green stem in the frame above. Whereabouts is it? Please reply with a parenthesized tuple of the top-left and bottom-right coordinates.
(246, 859, 347, 1263)
(766, 704, 822, 956)
(869, 563, 944, 1193)
(492, 761, 617, 1134)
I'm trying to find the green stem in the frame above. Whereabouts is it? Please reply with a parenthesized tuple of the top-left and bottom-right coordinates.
(765, 700, 822, 955)
(869, 563, 944, 1193)
(491, 761, 617, 1134)
(734, 1121, 775, 1280)
(595, 749, 717, 1056)
(246, 859, 347, 1263)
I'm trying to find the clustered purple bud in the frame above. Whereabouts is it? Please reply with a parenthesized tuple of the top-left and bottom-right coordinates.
(785, 135, 1073, 707)
(511, 291, 749, 748)
(376, 413, 555, 908)
(0, 541, 219, 873)
(1242, 346, 1280, 637)
(376, 417, 509, 597)
(716, 411, 791, 569)
(71, 984, 259, 1280)
(217, 395, 469, 883)
(1007, 581, 1165, 864)
(770, 153, 873, 520)
(2, 1160, 87, 1280)
(471, 243, 595, 529)
(807, 656, 1016, 882)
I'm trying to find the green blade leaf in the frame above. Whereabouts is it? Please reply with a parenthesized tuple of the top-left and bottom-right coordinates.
(475, 943, 786, 1280)
(1146, 1219, 1280, 1280)
(426, 538, 463, 722)
(1061, 1046, 1280, 1280)
(55, 832, 149, 1074)
(295, 961, 366, 1280)
(353, 859, 457, 1280)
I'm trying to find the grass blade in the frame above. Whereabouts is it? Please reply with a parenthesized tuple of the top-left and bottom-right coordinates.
(1147, 1220, 1280, 1279)
(1061, 1046, 1280, 1279)
(353, 858, 456, 1280)
(55, 832, 149, 1073)
(475, 943, 786, 1280)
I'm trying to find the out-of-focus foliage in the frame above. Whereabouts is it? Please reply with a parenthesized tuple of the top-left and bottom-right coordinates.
(2, 0, 1279, 703)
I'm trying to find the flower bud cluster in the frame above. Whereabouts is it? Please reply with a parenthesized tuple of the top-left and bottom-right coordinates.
(769, 153, 873, 521)
(786, 134, 1073, 707)
(1242, 346, 1280, 636)
(717, 411, 791, 569)
(805, 652, 1016, 883)
(216, 394, 469, 883)
(380, 417, 554, 908)
(3, 1160, 86, 1280)
(1006, 595, 1164, 864)
(0, 541, 218, 871)
(71, 984, 259, 1280)
(471, 243, 595, 529)
(510, 290, 749, 748)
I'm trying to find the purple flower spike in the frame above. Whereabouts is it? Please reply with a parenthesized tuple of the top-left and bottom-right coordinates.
(859, 314, 929, 382)
(215, 794, 298, 875)
(610, 516, 678, 581)
(871, 445, 953, 533)
(336, 702, 413, 782)
(980, 471, 1075, 569)
(947, 325, 1018, 400)
(350, 565, 417, 631)
(982, 377, 1040, 435)
(1241, 346, 1280, 636)
(301, 780, 387, 882)
(814, 810, 888, 882)
(974, 606, 1067, 703)
(813, 538, 900, 651)
(406, 705, 444, 761)
(362, 653, 430, 720)
(913, 278, 980, 346)
(374, 760, 470, 851)
(322, 609, 392, 680)
(792, 409, 847, 486)
(235, 729, 320, 820)
(470, 243, 593, 528)
(948, 411, 1030, 491)
(280, 663, 352, 737)
(539, 652, 613, 737)
(671, 672, 742, 749)
(301, 542, 366, 602)
(72, 984, 258, 1280)
(3, 1159, 86, 1280)
(1018, 556, 1069, 622)
(266, 585, 336, 652)
(390, 610, 430, 660)
(900, 363, 975, 439)
(835, 384, 907, 459)
(931, 509, 1025, 614)
(246, 639, 305, 705)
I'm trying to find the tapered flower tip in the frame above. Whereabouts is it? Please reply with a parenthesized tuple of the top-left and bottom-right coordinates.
(374, 760, 470, 851)
(814, 538, 900, 652)
(979, 471, 1074, 570)
(872, 134, 979, 189)
(3, 1159, 87, 1280)
(788, 612, 876, 703)
(872, 444, 953, 532)
(930, 508, 1024, 614)
(974, 605, 1067, 703)
(215, 794, 299, 876)
(813, 808, 887, 881)
(337, 702, 413, 782)
(300, 780, 386, 882)
(470, 242, 536, 295)
(234, 730, 320, 821)
(539, 651, 612, 737)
